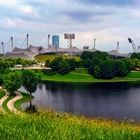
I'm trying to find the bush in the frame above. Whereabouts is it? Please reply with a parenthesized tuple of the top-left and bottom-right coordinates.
(94, 65, 101, 78)
(49, 57, 63, 71)
(66, 58, 77, 70)
(42, 69, 56, 76)
(114, 60, 129, 77)
(4, 71, 21, 96)
(0, 74, 3, 85)
(100, 59, 114, 79)
(57, 60, 71, 75)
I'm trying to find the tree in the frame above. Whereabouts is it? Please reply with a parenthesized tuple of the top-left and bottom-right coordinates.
(67, 58, 77, 70)
(100, 59, 114, 79)
(22, 70, 40, 96)
(131, 53, 140, 60)
(4, 71, 21, 96)
(94, 65, 101, 78)
(49, 57, 63, 71)
(114, 60, 129, 77)
(57, 60, 71, 75)
(0, 74, 3, 85)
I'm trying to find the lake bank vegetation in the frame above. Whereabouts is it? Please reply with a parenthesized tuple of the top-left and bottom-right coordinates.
(0, 111, 139, 140)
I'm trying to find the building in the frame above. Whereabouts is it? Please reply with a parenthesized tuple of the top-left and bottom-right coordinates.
(5, 45, 47, 59)
(52, 35, 59, 48)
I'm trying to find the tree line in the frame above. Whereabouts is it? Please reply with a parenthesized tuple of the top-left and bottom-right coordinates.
(46, 51, 140, 79)
(81, 51, 140, 79)
(0, 70, 40, 96)
(0, 58, 40, 96)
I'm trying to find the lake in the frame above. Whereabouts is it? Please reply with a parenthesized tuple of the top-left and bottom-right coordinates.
(20, 82, 140, 122)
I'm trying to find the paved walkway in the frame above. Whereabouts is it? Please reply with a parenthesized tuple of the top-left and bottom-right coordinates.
(0, 87, 23, 113)
(7, 95, 23, 113)
(0, 95, 9, 111)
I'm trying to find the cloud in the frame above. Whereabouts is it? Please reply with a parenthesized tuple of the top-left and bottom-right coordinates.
(0, 0, 139, 53)
(74, 0, 136, 6)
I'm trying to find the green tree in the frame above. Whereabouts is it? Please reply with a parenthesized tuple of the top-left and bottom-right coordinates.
(22, 70, 40, 96)
(0, 74, 3, 85)
(57, 60, 71, 75)
(114, 60, 129, 77)
(131, 53, 140, 60)
(4, 71, 21, 96)
(100, 59, 114, 79)
(49, 57, 63, 71)
(67, 58, 77, 70)
(94, 65, 101, 78)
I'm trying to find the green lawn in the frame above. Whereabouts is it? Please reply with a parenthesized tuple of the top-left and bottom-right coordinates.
(14, 92, 33, 111)
(0, 111, 139, 140)
(0, 89, 6, 99)
(41, 69, 140, 83)
(2, 96, 14, 112)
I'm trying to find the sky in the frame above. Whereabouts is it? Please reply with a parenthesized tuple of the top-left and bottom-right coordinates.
(0, 0, 140, 53)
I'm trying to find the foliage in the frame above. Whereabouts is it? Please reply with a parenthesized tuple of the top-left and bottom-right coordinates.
(35, 54, 80, 63)
(94, 65, 101, 78)
(42, 69, 56, 76)
(49, 57, 63, 71)
(114, 60, 129, 77)
(57, 60, 71, 75)
(131, 53, 140, 60)
(22, 70, 41, 95)
(3, 71, 21, 96)
(66, 58, 78, 70)
(0, 58, 36, 74)
(49, 57, 74, 75)
(0, 74, 3, 85)
(81, 51, 131, 79)
(0, 112, 139, 140)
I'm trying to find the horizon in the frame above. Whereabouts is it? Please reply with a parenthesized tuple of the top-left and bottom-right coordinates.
(0, 0, 140, 53)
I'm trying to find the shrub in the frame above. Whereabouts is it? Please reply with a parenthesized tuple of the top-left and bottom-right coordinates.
(57, 60, 71, 75)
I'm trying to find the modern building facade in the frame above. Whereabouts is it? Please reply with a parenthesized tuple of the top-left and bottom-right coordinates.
(52, 35, 59, 48)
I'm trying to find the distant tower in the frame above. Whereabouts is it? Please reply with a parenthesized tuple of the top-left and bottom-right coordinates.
(94, 38, 96, 49)
(52, 35, 59, 48)
(116, 41, 119, 52)
(27, 34, 29, 48)
(11, 37, 14, 51)
(48, 34, 50, 48)
(1, 42, 4, 55)
(64, 33, 75, 55)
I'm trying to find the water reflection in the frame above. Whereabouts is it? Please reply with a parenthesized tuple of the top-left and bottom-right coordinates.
(24, 101, 37, 113)
(20, 82, 140, 121)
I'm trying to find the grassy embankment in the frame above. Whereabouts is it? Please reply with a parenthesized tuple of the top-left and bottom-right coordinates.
(40, 68, 140, 83)
(2, 96, 14, 112)
(35, 54, 80, 63)
(0, 111, 139, 140)
(14, 92, 33, 111)
(0, 89, 32, 112)
(0, 90, 5, 99)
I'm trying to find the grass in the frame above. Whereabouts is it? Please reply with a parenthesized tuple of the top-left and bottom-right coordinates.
(0, 111, 139, 140)
(14, 92, 33, 111)
(0, 89, 6, 99)
(2, 96, 14, 112)
(40, 68, 140, 83)
(35, 54, 80, 63)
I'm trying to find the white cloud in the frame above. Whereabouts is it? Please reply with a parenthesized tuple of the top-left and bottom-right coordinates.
(0, 0, 18, 6)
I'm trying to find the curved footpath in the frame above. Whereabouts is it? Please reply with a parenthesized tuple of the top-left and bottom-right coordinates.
(0, 95, 9, 112)
(0, 87, 23, 113)
(7, 95, 23, 113)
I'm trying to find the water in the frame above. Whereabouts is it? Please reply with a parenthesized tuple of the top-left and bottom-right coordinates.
(20, 82, 140, 121)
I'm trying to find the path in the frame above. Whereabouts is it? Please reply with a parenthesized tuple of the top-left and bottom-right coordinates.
(7, 95, 23, 113)
(0, 95, 9, 111)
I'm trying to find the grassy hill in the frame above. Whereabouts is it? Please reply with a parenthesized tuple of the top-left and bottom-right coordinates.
(41, 69, 140, 83)
(35, 54, 80, 63)
(0, 112, 140, 140)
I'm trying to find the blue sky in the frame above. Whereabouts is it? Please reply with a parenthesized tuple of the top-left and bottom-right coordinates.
(0, 0, 140, 53)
